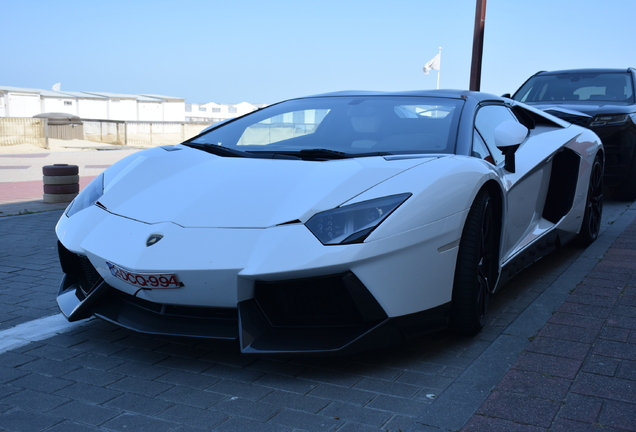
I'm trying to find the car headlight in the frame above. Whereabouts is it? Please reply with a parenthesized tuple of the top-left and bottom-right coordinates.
(65, 173, 104, 217)
(305, 193, 411, 245)
(589, 114, 629, 127)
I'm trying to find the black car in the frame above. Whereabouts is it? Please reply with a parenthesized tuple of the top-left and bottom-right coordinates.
(508, 68, 636, 199)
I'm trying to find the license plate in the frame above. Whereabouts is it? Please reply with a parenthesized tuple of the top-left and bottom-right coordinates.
(106, 261, 181, 289)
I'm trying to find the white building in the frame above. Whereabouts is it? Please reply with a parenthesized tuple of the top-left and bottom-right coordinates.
(185, 101, 266, 122)
(0, 86, 186, 121)
(81, 92, 138, 120)
(0, 85, 266, 124)
(0, 86, 43, 117)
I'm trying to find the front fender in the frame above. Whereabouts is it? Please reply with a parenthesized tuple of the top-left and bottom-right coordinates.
(359, 156, 501, 242)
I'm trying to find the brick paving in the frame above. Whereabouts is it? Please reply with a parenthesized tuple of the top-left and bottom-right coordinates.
(0, 148, 635, 431)
(462, 221, 636, 432)
(0, 177, 96, 217)
(0, 147, 136, 217)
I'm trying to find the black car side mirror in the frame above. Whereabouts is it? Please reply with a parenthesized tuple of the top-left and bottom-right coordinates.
(500, 145, 520, 173)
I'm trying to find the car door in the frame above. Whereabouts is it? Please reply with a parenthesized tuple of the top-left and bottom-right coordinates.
(474, 103, 562, 263)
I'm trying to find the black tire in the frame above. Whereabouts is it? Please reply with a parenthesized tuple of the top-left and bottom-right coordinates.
(451, 190, 498, 336)
(42, 164, 79, 176)
(43, 183, 80, 194)
(578, 154, 604, 246)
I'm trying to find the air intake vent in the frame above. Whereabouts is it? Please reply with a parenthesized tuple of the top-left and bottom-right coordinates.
(254, 272, 386, 328)
(57, 241, 102, 297)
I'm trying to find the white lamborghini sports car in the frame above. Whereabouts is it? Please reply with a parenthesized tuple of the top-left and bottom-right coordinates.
(56, 90, 604, 355)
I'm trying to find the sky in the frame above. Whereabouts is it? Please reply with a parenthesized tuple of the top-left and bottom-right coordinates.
(3, 0, 636, 104)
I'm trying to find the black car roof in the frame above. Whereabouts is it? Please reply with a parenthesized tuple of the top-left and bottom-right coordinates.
(534, 68, 635, 76)
(292, 89, 503, 103)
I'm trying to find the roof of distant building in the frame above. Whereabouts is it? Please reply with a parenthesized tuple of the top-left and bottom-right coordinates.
(0, 86, 184, 102)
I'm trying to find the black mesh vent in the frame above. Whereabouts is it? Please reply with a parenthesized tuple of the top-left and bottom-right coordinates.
(57, 241, 102, 297)
(255, 273, 366, 327)
(79, 255, 101, 292)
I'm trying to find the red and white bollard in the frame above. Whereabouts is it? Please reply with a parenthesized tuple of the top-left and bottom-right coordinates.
(42, 164, 79, 203)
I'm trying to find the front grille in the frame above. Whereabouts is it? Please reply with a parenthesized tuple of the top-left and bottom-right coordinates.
(544, 110, 590, 127)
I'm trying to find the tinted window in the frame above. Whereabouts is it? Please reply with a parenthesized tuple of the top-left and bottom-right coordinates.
(472, 130, 493, 164)
(475, 105, 518, 165)
(190, 96, 464, 155)
(514, 72, 634, 104)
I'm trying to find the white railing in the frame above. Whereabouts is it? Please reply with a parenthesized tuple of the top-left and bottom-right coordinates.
(0, 118, 48, 148)
(0, 118, 212, 148)
(83, 120, 211, 146)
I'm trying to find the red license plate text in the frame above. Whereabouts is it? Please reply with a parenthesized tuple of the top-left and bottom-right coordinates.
(106, 262, 181, 289)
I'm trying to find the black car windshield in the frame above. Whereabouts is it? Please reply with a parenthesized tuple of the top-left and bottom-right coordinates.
(187, 96, 463, 158)
(513, 72, 635, 104)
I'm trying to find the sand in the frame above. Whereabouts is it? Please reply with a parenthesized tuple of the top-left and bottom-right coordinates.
(0, 139, 127, 154)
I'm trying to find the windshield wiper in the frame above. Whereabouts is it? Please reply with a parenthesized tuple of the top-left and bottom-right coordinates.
(298, 148, 392, 160)
(299, 148, 349, 160)
(184, 143, 300, 159)
(183, 143, 253, 158)
(249, 148, 362, 161)
(185, 144, 389, 161)
(248, 148, 394, 160)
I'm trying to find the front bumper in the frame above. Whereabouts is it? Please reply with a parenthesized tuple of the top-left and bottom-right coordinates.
(55, 203, 461, 354)
(592, 122, 636, 186)
(57, 241, 449, 354)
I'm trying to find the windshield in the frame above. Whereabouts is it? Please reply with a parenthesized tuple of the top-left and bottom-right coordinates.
(513, 72, 635, 104)
(188, 96, 463, 157)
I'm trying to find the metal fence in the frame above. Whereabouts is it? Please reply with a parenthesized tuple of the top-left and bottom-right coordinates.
(50, 124, 84, 140)
(0, 117, 48, 148)
(82, 120, 125, 145)
(83, 120, 211, 146)
(0, 118, 212, 148)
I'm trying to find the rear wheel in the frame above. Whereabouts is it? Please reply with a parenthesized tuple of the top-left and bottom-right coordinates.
(578, 154, 603, 246)
(450, 190, 498, 335)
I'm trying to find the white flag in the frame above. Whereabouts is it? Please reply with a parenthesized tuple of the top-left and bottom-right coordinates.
(52, 83, 61, 91)
(423, 54, 440, 75)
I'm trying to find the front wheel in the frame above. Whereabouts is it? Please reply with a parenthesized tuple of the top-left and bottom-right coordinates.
(578, 154, 603, 246)
(450, 190, 498, 336)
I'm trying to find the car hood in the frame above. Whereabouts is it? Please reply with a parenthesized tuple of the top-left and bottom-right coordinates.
(98, 146, 435, 228)
(526, 102, 636, 117)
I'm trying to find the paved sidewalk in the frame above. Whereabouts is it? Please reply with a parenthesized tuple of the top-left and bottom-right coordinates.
(0, 146, 635, 431)
(0, 146, 138, 217)
(460, 218, 636, 431)
(0, 177, 96, 217)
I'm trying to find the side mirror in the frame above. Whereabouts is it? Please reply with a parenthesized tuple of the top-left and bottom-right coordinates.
(501, 93, 512, 98)
(494, 120, 528, 173)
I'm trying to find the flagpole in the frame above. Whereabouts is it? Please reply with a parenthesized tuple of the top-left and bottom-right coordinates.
(436, 47, 442, 89)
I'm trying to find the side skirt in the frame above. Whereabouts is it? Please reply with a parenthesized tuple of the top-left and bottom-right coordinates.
(497, 229, 576, 288)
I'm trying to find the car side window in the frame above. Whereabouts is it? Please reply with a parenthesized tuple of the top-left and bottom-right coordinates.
(472, 130, 494, 164)
(474, 105, 518, 165)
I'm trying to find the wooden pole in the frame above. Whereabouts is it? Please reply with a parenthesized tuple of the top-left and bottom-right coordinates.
(469, 0, 487, 91)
